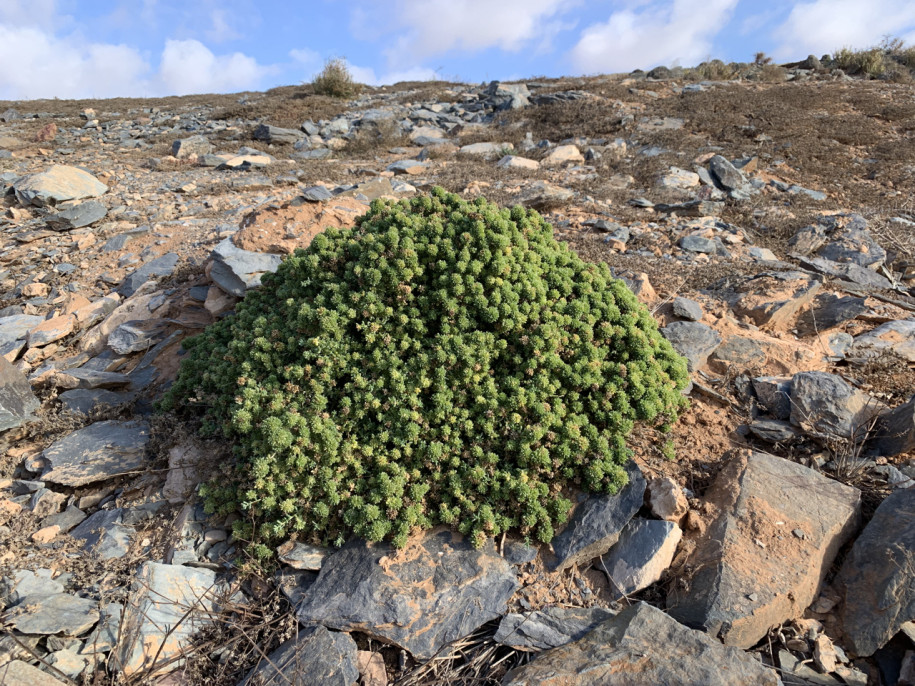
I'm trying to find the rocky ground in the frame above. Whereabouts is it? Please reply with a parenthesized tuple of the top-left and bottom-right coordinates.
(1, 60, 915, 685)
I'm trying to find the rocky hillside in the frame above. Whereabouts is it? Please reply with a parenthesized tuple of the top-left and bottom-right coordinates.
(1, 60, 914, 685)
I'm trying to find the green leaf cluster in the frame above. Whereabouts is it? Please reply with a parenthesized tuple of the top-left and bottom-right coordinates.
(160, 188, 689, 550)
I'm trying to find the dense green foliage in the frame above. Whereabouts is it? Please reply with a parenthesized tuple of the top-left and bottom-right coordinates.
(160, 188, 689, 555)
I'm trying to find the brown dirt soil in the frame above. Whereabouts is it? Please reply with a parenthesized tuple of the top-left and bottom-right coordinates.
(233, 196, 366, 254)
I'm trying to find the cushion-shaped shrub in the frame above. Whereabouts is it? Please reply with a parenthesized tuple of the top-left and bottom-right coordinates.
(160, 188, 689, 555)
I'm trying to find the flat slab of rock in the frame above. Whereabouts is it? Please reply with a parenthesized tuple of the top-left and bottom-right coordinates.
(240, 625, 358, 686)
(602, 517, 682, 598)
(46, 200, 107, 230)
(297, 528, 518, 661)
(118, 253, 178, 297)
(209, 237, 282, 297)
(117, 562, 218, 676)
(549, 460, 645, 572)
(13, 165, 108, 207)
(734, 271, 822, 330)
(41, 420, 150, 487)
(850, 319, 915, 362)
(660, 321, 721, 371)
(790, 371, 882, 439)
(0, 356, 39, 431)
(0, 660, 69, 685)
(495, 606, 617, 651)
(2, 592, 98, 636)
(502, 602, 780, 685)
(840, 487, 915, 656)
(513, 181, 574, 209)
(667, 450, 861, 648)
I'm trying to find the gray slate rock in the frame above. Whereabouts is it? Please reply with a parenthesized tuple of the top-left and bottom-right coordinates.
(734, 270, 822, 330)
(748, 419, 803, 443)
(71, 508, 133, 559)
(503, 602, 780, 686)
(46, 200, 107, 230)
(79, 602, 122, 655)
(798, 256, 893, 290)
(514, 181, 574, 209)
(753, 376, 793, 420)
(41, 420, 150, 487)
(0, 355, 40, 432)
(667, 451, 861, 648)
(840, 487, 915, 656)
(58, 388, 124, 415)
(679, 235, 718, 254)
(602, 518, 682, 598)
(240, 625, 359, 686)
(796, 294, 868, 335)
(790, 371, 882, 439)
(108, 320, 168, 354)
(42, 505, 87, 534)
(301, 185, 333, 202)
(1, 569, 65, 607)
(495, 606, 617, 651)
(549, 460, 645, 572)
(254, 124, 303, 144)
(850, 319, 915, 362)
(13, 165, 108, 207)
(671, 296, 704, 321)
(209, 237, 282, 297)
(297, 528, 519, 661)
(0, 314, 43, 347)
(708, 155, 748, 192)
(118, 253, 179, 297)
(2, 593, 98, 636)
(277, 542, 328, 571)
(117, 562, 218, 676)
(660, 321, 722, 371)
(710, 336, 767, 370)
(171, 135, 212, 159)
(870, 394, 915, 457)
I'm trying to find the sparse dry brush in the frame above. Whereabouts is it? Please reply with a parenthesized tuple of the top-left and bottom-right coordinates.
(311, 57, 361, 99)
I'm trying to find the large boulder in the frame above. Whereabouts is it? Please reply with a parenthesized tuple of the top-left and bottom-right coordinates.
(13, 165, 107, 207)
(839, 487, 915, 656)
(297, 528, 518, 661)
(502, 602, 780, 686)
(667, 450, 861, 648)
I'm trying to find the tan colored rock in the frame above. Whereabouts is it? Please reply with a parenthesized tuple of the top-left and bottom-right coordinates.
(542, 144, 584, 166)
(497, 155, 540, 170)
(72, 293, 120, 326)
(34, 123, 58, 143)
(32, 525, 61, 543)
(21, 282, 50, 297)
(27, 314, 75, 347)
(203, 286, 237, 316)
(0, 498, 23, 517)
(357, 651, 387, 686)
(734, 271, 822, 331)
(648, 477, 688, 521)
(233, 196, 366, 255)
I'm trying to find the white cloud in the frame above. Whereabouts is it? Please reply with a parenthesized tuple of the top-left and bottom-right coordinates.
(206, 9, 242, 43)
(772, 0, 915, 60)
(569, 0, 739, 74)
(155, 39, 271, 95)
(348, 63, 439, 86)
(375, 0, 574, 67)
(0, 23, 274, 99)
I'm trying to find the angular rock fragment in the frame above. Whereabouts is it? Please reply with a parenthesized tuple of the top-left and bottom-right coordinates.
(208, 237, 282, 297)
(734, 271, 822, 330)
(503, 603, 780, 685)
(41, 420, 150, 487)
(171, 134, 212, 159)
(13, 165, 108, 207)
(667, 451, 861, 648)
(602, 518, 682, 598)
(0, 660, 69, 685)
(118, 253, 179, 297)
(851, 319, 915, 362)
(660, 321, 721, 371)
(0, 356, 39, 432)
(253, 124, 304, 144)
(117, 562, 218, 675)
(297, 528, 518, 661)
(840, 487, 915, 656)
(549, 460, 645, 572)
(790, 371, 882, 439)
(239, 626, 359, 686)
(870, 394, 915, 457)
(495, 606, 617, 651)
(2, 592, 99, 636)
(46, 200, 107, 230)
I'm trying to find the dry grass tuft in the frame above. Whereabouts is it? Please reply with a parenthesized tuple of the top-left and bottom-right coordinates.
(312, 57, 362, 99)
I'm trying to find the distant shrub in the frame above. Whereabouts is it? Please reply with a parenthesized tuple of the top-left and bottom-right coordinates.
(160, 188, 689, 556)
(833, 47, 889, 78)
(312, 58, 361, 99)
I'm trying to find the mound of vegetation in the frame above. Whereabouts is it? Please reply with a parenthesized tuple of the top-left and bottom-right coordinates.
(160, 188, 689, 557)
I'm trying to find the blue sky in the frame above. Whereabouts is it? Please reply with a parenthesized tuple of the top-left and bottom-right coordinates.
(2, 0, 915, 99)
